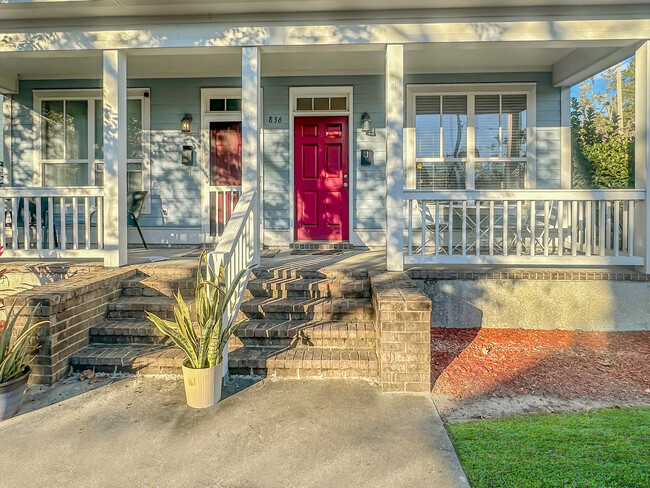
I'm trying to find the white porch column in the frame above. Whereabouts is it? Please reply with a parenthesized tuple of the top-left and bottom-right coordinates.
(385, 44, 404, 271)
(102, 50, 128, 267)
(635, 42, 650, 274)
(2, 95, 11, 186)
(241, 46, 261, 264)
(560, 87, 572, 189)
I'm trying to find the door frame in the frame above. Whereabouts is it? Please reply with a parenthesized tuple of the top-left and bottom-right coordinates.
(289, 86, 354, 243)
(200, 88, 242, 243)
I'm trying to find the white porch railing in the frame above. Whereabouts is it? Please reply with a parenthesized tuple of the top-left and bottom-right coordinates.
(208, 186, 241, 237)
(404, 189, 646, 266)
(207, 190, 259, 376)
(0, 187, 105, 258)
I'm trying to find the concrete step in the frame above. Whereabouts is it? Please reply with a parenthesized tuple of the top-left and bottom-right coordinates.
(228, 346, 379, 379)
(239, 297, 373, 321)
(106, 296, 193, 320)
(89, 320, 169, 344)
(247, 277, 370, 299)
(69, 344, 185, 374)
(231, 320, 376, 349)
(121, 275, 195, 299)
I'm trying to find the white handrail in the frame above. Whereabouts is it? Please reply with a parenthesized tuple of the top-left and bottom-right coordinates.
(207, 189, 259, 377)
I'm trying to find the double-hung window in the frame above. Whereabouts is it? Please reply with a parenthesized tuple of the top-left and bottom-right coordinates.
(408, 84, 535, 190)
(35, 89, 149, 194)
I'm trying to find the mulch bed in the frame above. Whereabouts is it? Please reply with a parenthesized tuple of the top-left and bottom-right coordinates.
(431, 328, 650, 402)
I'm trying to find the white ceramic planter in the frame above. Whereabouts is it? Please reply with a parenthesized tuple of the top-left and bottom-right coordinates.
(182, 361, 223, 408)
(0, 366, 31, 420)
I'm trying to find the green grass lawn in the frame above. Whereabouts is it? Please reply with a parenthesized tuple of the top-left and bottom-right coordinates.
(447, 407, 650, 488)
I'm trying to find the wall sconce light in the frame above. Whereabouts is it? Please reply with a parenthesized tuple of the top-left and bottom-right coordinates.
(181, 113, 193, 133)
(360, 111, 375, 136)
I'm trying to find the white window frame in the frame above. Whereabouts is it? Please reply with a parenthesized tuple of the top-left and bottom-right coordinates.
(33, 88, 151, 213)
(289, 86, 354, 243)
(406, 83, 536, 190)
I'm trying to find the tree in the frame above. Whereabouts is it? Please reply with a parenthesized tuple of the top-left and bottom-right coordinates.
(572, 57, 635, 189)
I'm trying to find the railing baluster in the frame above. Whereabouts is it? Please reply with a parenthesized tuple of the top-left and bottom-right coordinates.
(85, 198, 91, 250)
(407, 200, 413, 256)
(606, 201, 612, 251)
(571, 200, 578, 257)
(461, 200, 467, 256)
(0, 197, 5, 249)
(420, 200, 426, 256)
(23, 197, 30, 250)
(36, 198, 43, 251)
(448, 201, 454, 256)
(544, 200, 550, 256)
(60, 197, 67, 250)
(530, 200, 535, 257)
(73, 196, 79, 250)
(585, 201, 592, 257)
(489, 201, 494, 256)
(502, 200, 508, 257)
(628, 200, 634, 257)
(98, 197, 104, 249)
(614, 200, 620, 257)
(516, 201, 522, 256)
(599, 200, 606, 257)
(623, 201, 629, 253)
(434, 201, 440, 256)
(475, 200, 481, 256)
(11, 198, 18, 250)
(557, 201, 564, 257)
(48, 197, 54, 250)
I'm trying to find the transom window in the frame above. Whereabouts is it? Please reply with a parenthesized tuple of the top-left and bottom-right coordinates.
(295, 97, 347, 111)
(409, 84, 534, 190)
(36, 89, 149, 192)
(208, 97, 241, 112)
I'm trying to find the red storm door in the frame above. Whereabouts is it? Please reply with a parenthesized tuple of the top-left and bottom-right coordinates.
(209, 121, 241, 237)
(294, 116, 349, 241)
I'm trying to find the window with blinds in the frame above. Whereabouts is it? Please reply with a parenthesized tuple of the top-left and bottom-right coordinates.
(414, 90, 528, 190)
(415, 95, 468, 189)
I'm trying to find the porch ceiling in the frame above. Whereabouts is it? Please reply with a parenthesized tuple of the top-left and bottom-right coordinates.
(0, 42, 635, 82)
(1, 0, 650, 21)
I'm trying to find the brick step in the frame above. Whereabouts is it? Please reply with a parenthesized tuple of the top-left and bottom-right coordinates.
(229, 346, 379, 379)
(69, 344, 185, 374)
(247, 277, 370, 299)
(106, 296, 193, 320)
(89, 320, 169, 344)
(240, 297, 373, 321)
(231, 320, 376, 349)
(121, 275, 195, 298)
(252, 267, 368, 281)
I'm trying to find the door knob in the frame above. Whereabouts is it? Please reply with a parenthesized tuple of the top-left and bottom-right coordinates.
(343, 174, 348, 178)
(343, 182, 349, 188)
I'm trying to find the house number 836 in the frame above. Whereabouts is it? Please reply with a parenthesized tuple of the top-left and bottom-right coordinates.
(268, 116, 283, 124)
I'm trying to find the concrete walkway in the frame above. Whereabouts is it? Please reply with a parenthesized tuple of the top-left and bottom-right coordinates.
(0, 377, 469, 488)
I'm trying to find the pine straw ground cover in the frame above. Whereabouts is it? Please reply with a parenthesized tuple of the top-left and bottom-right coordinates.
(447, 407, 650, 488)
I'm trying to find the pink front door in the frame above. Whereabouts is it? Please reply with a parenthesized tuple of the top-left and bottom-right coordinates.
(294, 116, 349, 241)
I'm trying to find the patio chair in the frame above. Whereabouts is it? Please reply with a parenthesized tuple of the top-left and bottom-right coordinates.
(89, 190, 149, 249)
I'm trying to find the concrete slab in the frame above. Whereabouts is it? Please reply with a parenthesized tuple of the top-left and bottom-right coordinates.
(0, 377, 469, 488)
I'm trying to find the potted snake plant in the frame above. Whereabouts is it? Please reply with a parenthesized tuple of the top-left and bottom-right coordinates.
(0, 302, 47, 420)
(146, 252, 250, 408)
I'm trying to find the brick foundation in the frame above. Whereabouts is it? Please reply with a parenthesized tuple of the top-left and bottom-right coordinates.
(370, 272, 432, 393)
(11, 268, 137, 385)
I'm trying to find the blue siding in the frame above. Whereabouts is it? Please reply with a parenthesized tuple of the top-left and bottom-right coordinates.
(10, 71, 563, 239)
